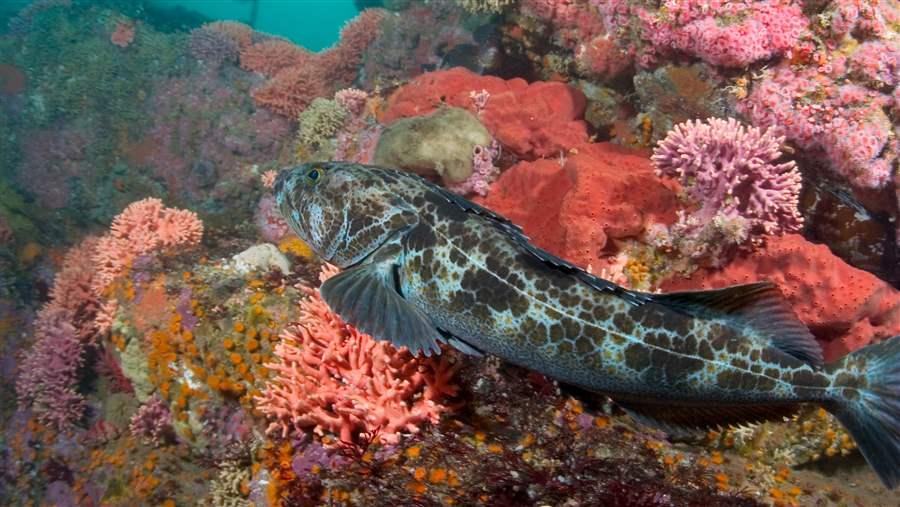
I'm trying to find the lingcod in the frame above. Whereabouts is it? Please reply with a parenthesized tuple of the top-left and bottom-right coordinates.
(275, 161, 900, 488)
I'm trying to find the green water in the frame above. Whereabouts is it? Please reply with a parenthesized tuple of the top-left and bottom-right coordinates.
(150, 0, 360, 50)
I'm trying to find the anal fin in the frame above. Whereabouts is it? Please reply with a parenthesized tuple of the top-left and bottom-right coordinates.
(616, 399, 800, 437)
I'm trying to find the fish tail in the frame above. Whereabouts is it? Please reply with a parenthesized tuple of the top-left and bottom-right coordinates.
(825, 335, 900, 489)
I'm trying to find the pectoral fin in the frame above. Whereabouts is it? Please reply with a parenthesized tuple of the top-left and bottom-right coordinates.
(320, 262, 445, 356)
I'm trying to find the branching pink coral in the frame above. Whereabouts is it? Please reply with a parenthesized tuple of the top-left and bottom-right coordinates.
(16, 307, 86, 431)
(249, 10, 386, 117)
(324, 9, 386, 86)
(652, 117, 803, 238)
(252, 64, 330, 118)
(92, 198, 203, 292)
(95, 346, 133, 394)
(261, 169, 278, 189)
(202, 21, 254, 49)
(15, 238, 102, 431)
(240, 38, 310, 77)
(255, 265, 459, 445)
(16, 197, 202, 431)
(129, 396, 174, 446)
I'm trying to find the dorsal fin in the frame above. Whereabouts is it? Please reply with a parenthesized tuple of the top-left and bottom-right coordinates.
(421, 178, 650, 306)
(616, 399, 800, 437)
(645, 283, 823, 368)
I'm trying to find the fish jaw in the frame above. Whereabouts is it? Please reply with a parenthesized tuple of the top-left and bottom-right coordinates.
(276, 162, 420, 267)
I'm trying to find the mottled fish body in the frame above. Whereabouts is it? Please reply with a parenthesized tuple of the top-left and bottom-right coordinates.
(276, 162, 900, 488)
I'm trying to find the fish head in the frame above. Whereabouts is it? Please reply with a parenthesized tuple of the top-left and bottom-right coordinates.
(275, 162, 417, 267)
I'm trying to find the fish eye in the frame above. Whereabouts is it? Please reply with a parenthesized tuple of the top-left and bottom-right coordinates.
(307, 168, 321, 182)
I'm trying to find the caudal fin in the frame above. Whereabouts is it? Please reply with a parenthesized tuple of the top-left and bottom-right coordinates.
(827, 335, 900, 489)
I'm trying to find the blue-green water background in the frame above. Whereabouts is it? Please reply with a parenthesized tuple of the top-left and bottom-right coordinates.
(2, 0, 358, 50)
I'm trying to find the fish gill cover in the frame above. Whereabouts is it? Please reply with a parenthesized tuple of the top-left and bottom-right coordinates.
(0, 0, 899, 506)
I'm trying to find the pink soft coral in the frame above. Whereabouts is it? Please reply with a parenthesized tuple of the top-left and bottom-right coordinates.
(255, 265, 459, 445)
(593, 0, 807, 68)
(738, 62, 897, 189)
(645, 0, 808, 68)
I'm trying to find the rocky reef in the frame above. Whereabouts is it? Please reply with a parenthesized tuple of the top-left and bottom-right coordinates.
(1, 0, 899, 506)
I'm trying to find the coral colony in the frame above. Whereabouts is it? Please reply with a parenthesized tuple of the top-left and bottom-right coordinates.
(0, 0, 899, 506)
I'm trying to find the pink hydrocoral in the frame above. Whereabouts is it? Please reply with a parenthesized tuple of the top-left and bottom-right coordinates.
(92, 198, 202, 292)
(202, 21, 254, 49)
(255, 265, 459, 445)
(252, 64, 330, 118)
(652, 117, 803, 238)
(16, 307, 86, 431)
(334, 88, 369, 116)
(240, 38, 310, 77)
(16, 200, 202, 431)
(249, 9, 385, 117)
(261, 169, 278, 189)
(15, 238, 103, 430)
(129, 396, 174, 446)
(323, 9, 386, 86)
